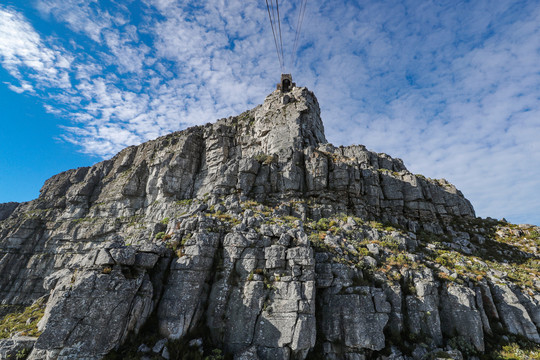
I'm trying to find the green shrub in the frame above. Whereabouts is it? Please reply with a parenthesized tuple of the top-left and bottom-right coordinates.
(315, 218, 331, 231)
(380, 235, 399, 250)
(181, 233, 192, 246)
(435, 254, 452, 268)
(254, 153, 275, 165)
(357, 247, 370, 257)
(16, 348, 30, 360)
(175, 199, 193, 206)
(494, 342, 540, 359)
(205, 348, 225, 360)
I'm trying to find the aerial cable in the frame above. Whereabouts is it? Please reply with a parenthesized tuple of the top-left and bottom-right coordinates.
(265, 0, 284, 71)
(264, 0, 309, 73)
(273, 0, 285, 70)
(275, 0, 285, 70)
(265, 0, 282, 69)
(272, 0, 285, 70)
(293, 0, 308, 66)
(292, 0, 308, 68)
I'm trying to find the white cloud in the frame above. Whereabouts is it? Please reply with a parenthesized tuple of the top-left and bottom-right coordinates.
(0, 7, 71, 90)
(35, 0, 115, 43)
(6, 81, 34, 94)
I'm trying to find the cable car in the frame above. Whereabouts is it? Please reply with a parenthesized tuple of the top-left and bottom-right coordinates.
(277, 74, 295, 93)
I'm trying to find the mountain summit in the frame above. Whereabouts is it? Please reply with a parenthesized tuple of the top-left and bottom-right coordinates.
(0, 88, 538, 360)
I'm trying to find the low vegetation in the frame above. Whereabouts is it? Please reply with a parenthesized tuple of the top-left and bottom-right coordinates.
(253, 153, 275, 165)
(0, 298, 46, 339)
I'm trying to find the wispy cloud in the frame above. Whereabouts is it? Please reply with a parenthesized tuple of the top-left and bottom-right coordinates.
(0, 0, 539, 224)
(35, 0, 116, 43)
(0, 7, 72, 91)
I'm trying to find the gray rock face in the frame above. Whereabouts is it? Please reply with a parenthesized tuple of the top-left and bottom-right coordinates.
(0, 203, 18, 222)
(320, 289, 389, 352)
(158, 231, 219, 339)
(404, 268, 443, 346)
(440, 284, 484, 351)
(490, 282, 540, 343)
(206, 228, 316, 359)
(0, 87, 536, 360)
(29, 259, 155, 359)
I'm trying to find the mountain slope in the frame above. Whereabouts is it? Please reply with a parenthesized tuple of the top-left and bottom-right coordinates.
(0, 88, 538, 360)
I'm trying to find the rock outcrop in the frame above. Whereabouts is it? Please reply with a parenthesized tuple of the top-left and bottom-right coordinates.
(0, 87, 538, 360)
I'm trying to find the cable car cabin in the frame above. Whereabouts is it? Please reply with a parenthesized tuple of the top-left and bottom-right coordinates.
(277, 74, 296, 93)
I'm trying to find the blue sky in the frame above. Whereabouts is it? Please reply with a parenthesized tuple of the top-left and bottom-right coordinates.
(0, 0, 539, 225)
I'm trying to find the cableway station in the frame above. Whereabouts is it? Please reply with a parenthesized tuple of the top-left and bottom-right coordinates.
(277, 74, 295, 93)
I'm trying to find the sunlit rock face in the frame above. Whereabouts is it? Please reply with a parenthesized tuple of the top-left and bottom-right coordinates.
(1, 87, 538, 360)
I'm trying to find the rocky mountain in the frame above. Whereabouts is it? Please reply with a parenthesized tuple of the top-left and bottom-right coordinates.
(0, 87, 538, 360)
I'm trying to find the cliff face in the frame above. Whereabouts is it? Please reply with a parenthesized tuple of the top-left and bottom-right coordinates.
(0, 88, 538, 360)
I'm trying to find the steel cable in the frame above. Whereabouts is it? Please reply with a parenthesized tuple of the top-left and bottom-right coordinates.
(265, 0, 284, 71)
(292, 0, 308, 68)
(264, 0, 308, 72)
(275, 0, 285, 70)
